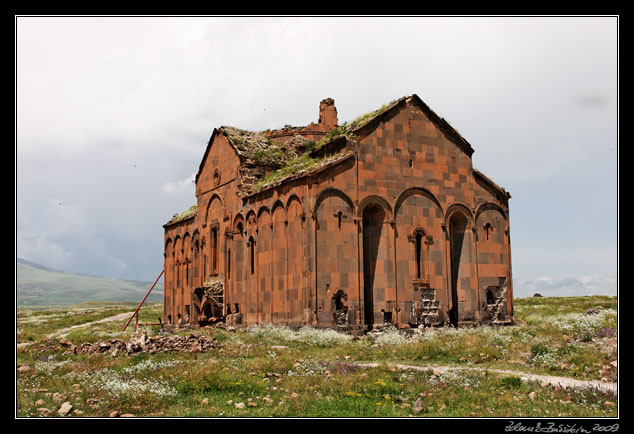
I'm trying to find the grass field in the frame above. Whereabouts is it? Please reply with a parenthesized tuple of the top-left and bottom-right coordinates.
(16, 296, 618, 418)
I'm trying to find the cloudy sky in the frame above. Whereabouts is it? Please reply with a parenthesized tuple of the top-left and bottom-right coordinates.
(16, 16, 618, 297)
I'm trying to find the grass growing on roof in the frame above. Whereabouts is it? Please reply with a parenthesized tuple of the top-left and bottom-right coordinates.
(251, 151, 347, 193)
(167, 204, 197, 225)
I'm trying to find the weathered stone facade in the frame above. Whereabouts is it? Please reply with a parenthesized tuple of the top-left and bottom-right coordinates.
(163, 95, 513, 330)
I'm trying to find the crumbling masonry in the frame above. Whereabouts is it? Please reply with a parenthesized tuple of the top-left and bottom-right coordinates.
(163, 95, 513, 330)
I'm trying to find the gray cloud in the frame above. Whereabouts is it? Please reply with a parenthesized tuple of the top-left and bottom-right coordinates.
(16, 16, 618, 291)
(514, 275, 617, 298)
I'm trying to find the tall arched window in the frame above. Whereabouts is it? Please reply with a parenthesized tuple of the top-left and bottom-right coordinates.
(409, 228, 429, 282)
(415, 231, 423, 279)
(210, 224, 219, 274)
(249, 236, 255, 275)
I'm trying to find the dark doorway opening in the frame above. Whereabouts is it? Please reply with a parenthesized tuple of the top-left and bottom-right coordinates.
(449, 212, 468, 327)
(362, 204, 385, 328)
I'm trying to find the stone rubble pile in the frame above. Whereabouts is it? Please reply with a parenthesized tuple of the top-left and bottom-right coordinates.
(58, 329, 220, 356)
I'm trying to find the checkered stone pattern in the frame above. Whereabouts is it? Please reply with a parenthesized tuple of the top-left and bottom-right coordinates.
(163, 96, 513, 329)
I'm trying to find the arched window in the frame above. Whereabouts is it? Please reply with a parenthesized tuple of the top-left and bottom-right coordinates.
(409, 228, 429, 282)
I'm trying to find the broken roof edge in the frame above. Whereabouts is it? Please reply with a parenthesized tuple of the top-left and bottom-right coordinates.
(195, 126, 284, 183)
(473, 169, 511, 200)
(194, 93, 477, 184)
(241, 150, 355, 199)
(164, 204, 198, 228)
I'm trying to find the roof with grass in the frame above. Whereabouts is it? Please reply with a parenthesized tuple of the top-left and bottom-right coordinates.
(189, 94, 486, 206)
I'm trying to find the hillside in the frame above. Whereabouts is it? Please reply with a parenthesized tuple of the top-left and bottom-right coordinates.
(16, 258, 164, 308)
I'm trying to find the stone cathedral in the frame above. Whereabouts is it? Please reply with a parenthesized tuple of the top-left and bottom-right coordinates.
(162, 94, 514, 330)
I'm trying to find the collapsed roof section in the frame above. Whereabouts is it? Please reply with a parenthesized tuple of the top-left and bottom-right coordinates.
(192, 94, 497, 202)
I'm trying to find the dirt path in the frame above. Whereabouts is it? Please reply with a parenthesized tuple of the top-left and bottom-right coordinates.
(17, 311, 135, 350)
(355, 362, 618, 395)
(46, 312, 134, 339)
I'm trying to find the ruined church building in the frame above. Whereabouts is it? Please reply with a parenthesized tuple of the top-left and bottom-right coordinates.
(163, 94, 514, 330)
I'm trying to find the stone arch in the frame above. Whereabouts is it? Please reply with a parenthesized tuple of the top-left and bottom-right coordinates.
(314, 186, 356, 325)
(164, 237, 174, 253)
(394, 187, 443, 218)
(360, 202, 393, 328)
(257, 205, 271, 220)
(445, 203, 474, 227)
(475, 202, 508, 226)
(232, 213, 245, 233)
(245, 209, 257, 238)
(191, 230, 201, 287)
(245, 209, 257, 225)
(271, 199, 287, 322)
(173, 235, 182, 256)
(357, 194, 393, 221)
(286, 193, 305, 324)
(474, 201, 510, 320)
(286, 193, 303, 214)
(271, 199, 286, 220)
(313, 187, 355, 217)
(447, 207, 476, 326)
(205, 193, 224, 223)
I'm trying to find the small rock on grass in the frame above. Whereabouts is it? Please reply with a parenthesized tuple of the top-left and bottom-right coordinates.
(412, 398, 424, 413)
(37, 408, 52, 417)
(17, 365, 33, 374)
(57, 402, 73, 416)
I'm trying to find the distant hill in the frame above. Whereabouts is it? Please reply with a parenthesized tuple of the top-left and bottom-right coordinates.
(16, 258, 164, 308)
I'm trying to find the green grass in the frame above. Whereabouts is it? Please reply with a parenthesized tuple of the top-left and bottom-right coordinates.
(16, 296, 617, 418)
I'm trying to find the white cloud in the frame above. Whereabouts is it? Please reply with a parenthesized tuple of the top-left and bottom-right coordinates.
(514, 274, 617, 298)
(512, 245, 617, 282)
(162, 172, 197, 194)
(15, 16, 618, 283)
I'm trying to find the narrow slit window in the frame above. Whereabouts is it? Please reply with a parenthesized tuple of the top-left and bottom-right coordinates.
(249, 237, 255, 275)
(227, 249, 231, 279)
(211, 226, 219, 273)
(337, 211, 343, 229)
(484, 223, 492, 241)
(415, 232, 423, 279)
